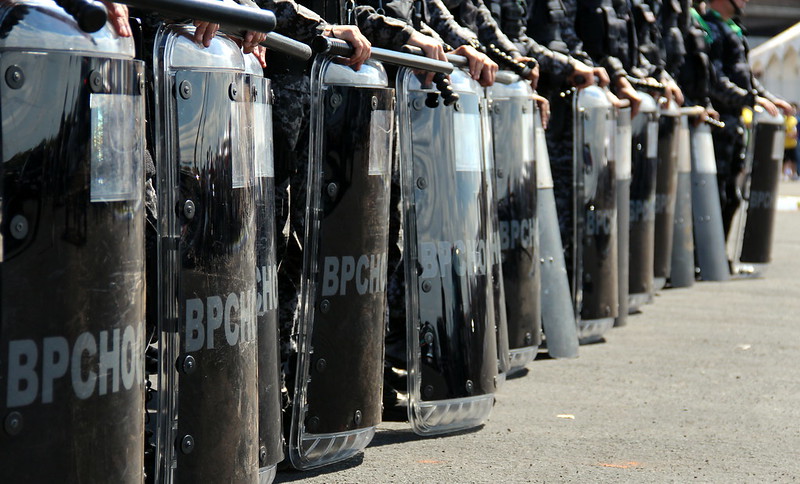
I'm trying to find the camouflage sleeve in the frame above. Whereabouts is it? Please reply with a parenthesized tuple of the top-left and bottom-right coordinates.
(561, 0, 592, 64)
(253, 0, 327, 42)
(471, 0, 521, 57)
(425, 0, 479, 48)
(520, 37, 574, 79)
(353, 5, 416, 48)
(751, 75, 779, 104)
(705, 22, 755, 110)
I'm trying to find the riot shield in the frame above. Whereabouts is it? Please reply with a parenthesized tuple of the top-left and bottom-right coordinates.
(396, 66, 497, 435)
(690, 123, 730, 281)
(669, 111, 695, 288)
(244, 55, 283, 482)
(728, 108, 784, 276)
(574, 86, 617, 343)
(615, 106, 632, 326)
(628, 92, 659, 312)
(488, 78, 540, 372)
(288, 56, 394, 468)
(536, 107, 579, 358)
(149, 26, 259, 483)
(653, 101, 681, 290)
(0, 4, 145, 483)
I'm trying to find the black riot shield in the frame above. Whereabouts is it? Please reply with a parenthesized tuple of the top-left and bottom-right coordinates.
(628, 92, 659, 312)
(615, 106, 632, 326)
(574, 86, 617, 343)
(149, 26, 259, 483)
(653, 101, 681, 290)
(244, 55, 283, 482)
(288, 57, 394, 468)
(669, 110, 696, 288)
(536, 108, 579, 358)
(690, 123, 730, 281)
(0, 4, 145, 483)
(396, 66, 497, 435)
(488, 78, 540, 372)
(729, 109, 784, 276)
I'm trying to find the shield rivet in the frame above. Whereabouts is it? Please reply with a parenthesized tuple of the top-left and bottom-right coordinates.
(424, 332, 434, 345)
(493, 105, 501, 114)
(229, 83, 238, 101)
(326, 182, 338, 198)
(307, 416, 320, 431)
(496, 168, 505, 178)
(416, 177, 428, 190)
(259, 446, 267, 464)
(412, 97, 425, 111)
(371, 96, 378, 110)
(179, 435, 194, 454)
(454, 101, 462, 112)
(354, 410, 363, 425)
(179, 80, 192, 99)
(138, 74, 145, 95)
(330, 92, 342, 108)
(179, 355, 196, 375)
(320, 299, 331, 313)
(10, 215, 28, 240)
(421, 280, 432, 292)
(253, 85, 259, 100)
(465, 380, 474, 394)
(5, 66, 24, 89)
(316, 358, 327, 373)
(4, 412, 22, 436)
(89, 71, 103, 93)
(524, 332, 533, 345)
(423, 385, 434, 398)
(183, 200, 196, 220)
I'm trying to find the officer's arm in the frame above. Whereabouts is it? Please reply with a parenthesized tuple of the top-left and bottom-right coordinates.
(254, 0, 326, 42)
(352, 5, 417, 49)
(561, 0, 592, 65)
(471, 0, 521, 58)
(425, 0, 481, 49)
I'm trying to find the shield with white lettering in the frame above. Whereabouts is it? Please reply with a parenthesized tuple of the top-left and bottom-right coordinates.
(574, 86, 617, 343)
(0, 3, 145, 482)
(287, 56, 393, 469)
(488, 78, 540, 371)
(628, 92, 659, 312)
(148, 26, 259, 483)
(392, 66, 497, 436)
(669, 111, 695, 288)
(690, 122, 730, 282)
(729, 109, 784, 276)
(244, 56, 283, 482)
(615, 106, 632, 326)
(653, 101, 681, 290)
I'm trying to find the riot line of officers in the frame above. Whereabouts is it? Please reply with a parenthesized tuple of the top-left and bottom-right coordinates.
(0, 0, 791, 482)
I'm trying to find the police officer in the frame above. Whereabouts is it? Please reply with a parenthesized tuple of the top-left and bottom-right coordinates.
(699, 0, 793, 239)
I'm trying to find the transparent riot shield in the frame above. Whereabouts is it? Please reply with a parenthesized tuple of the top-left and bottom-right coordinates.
(0, 3, 145, 482)
(288, 56, 394, 469)
(653, 101, 681, 290)
(536, 107, 579, 358)
(690, 123, 730, 282)
(396, 66, 497, 435)
(628, 92, 658, 312)
(574, 86, 617, 343)
(243, 55, 283, 483)
(669, 110, 696, 288)
(150, 26, 259, 483)
(615, 106, 632, 326)
(488, 78, 540, 372)
(728, 108, 784, 276)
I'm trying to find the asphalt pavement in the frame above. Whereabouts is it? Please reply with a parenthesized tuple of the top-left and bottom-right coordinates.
(277, 181, 800, 483)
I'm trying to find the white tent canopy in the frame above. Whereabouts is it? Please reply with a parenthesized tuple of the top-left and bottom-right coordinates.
(750, 21, 800, 104)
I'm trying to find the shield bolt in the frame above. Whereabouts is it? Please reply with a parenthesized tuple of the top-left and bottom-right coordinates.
(493, 105, 501, 114)
(5, 66, 24, 89)
(138, 75, 145, 95)
(320, 299, 331, 313)
(179, 435, 194, 454)
(89, 71, 103, 93)
(496, 168, 505, 178)
(371, 96, 379, 110)
(354, 410, 363, 426)
(307, 416, 320, 432)
(330, 92, 342, 108)
(10, 215, 28, 240)
(253, 85, 259, 100)
(412, 97, 425, 111)
(524, 332, 533, 345)
(229, 83, 239, 101)
(179, 355, 196, 375)
(179, 80, 192, 99)
(522, 105, 529, 114)
(416, 177, 428, 190)
(423, 385, 434, 398)
(4, 412, 22, 436)
(465, 380, 474, 395)
(315, 358, 327, 373)
(421, 280, 432, 292)
(183, 200, 196, 220)
(454, 101, 462, 112)
(424, 332, 434, 345)
(326, 182, 338, 198)
(259, 446, 267, 465)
